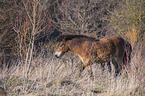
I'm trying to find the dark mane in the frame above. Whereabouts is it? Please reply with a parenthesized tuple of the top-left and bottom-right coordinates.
(57, 35, 99, 42)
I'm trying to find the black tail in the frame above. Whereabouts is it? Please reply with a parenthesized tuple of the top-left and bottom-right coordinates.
(123, 41, 132, 65)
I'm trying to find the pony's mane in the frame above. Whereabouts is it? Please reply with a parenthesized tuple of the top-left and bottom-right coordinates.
(57, 35, 99, 42)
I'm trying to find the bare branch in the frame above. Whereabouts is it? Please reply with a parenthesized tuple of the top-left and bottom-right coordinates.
(22, 1, 33, 26)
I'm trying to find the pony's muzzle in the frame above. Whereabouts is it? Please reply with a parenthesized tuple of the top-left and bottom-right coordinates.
(55, 55, 59, 58)
(55, 52, 62, 58)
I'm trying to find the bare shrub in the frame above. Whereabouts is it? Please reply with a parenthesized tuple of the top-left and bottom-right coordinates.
(0, 0, 53, 65)
(53, 0, 112, 37)
(107, 0, 145, 43)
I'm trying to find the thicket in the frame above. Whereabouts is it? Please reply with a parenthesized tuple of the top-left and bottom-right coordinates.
(107, 0, 145, 47)
(1, 0, 144, 64)
(0, 0, 54, 65)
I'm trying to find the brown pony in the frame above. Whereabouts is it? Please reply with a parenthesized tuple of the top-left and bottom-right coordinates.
(55, 35, 132, 78)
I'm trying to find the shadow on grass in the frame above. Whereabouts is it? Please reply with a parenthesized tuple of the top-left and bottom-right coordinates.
(47, 93, 66, 96)
(91, 90, 102, 94)
(60, 80, 73, 86)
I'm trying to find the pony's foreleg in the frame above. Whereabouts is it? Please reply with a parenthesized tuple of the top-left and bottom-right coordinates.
(80, 60, 94, 80)
(78, 63, 86, 77)
(101, 62, 111, 72)
(87, 66, 94, 80)
(76, 62, 83, 78)
(107, 62, 111, 72)
(78, 60, 91, 77)
(101, 63, 105, 71)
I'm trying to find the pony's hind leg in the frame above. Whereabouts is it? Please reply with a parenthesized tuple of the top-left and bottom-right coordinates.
(112, 58, 122, 76)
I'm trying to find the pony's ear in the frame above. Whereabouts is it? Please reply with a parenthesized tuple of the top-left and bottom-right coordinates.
(56, 35, 65, 42)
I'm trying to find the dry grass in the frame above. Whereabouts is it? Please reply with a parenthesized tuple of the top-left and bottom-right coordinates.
(0, 45, 144, 96)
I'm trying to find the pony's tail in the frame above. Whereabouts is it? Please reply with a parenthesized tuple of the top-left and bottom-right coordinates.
(123, 41, 132, 65)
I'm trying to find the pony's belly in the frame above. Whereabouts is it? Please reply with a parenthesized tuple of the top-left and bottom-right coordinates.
(94, 58, 110, 63)
(93, 55, 112, 63)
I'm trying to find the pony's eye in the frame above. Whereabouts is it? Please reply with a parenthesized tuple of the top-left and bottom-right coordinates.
(60, 44, 64, 47)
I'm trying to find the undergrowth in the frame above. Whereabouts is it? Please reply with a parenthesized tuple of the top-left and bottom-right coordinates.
(0, 45, 144, 96)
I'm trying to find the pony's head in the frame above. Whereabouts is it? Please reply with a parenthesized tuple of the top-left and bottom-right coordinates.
(55, 40, 69, 58)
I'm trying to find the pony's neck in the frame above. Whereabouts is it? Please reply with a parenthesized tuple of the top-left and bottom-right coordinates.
(66, 39, 85, 58)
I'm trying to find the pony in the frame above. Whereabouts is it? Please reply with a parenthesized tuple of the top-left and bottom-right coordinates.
(55, 35, 132, 79)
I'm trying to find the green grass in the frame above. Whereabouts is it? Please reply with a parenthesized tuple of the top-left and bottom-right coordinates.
(0, 47, 144, 96)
